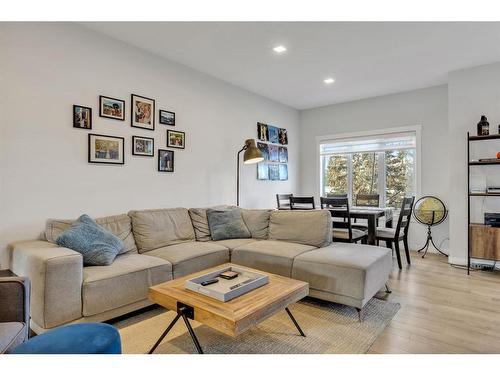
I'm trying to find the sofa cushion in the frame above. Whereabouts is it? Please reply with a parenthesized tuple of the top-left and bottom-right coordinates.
(206, 207, 251, 241)
(146, 242, 230, 278)
(188, 205, 234, 242)
(45, 214, 137, 254)
(188, 208, 212, 242)
(82, 253, 172, 316)
(0, 322, 27, 354)
(241, 209, 271, 239)
(291, 243, 392, 308)
(56, 215, 123, 266)
(231, 240, 316, 277)
(268, 210, 332, 248)
(128, 208, 195, 253)
(211, 238, 259, 251)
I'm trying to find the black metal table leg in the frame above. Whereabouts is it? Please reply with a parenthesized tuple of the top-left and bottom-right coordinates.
(148, 313, 181, 354)
(181, 312, 204, 354)
(285, 307, 306, 337)
(148, 305, 204, 354)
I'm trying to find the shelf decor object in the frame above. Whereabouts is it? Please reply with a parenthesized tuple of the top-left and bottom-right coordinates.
(477, 115, 490, 136)
(413, 196, 448, 258)
(236, 139, 264, 206)
(467, 131, 500, 274)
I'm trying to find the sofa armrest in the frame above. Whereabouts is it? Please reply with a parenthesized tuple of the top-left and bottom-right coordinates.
(9, 240, 83, 329)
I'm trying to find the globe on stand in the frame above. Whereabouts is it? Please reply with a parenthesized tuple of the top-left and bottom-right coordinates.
(413, 196, 448, 258)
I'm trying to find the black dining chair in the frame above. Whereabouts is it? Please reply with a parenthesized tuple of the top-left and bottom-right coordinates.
(290, 196, 316, 210)
(276, 194, 293, 210)
(375, 196, 415, 270)
(320, 197, 368, 244)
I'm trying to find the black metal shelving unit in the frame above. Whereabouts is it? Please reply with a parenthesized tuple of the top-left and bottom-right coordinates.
(467, 132, 500, 274)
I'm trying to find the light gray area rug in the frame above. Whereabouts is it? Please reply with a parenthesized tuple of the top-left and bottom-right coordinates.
(115, 297, 399, 354)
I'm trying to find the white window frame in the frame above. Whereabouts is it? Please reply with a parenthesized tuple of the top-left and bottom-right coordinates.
(316, 125, 422, 207)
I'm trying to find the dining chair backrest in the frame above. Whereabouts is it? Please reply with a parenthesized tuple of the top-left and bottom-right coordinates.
(290, 196, 316, 210)
(395, 196, 415, 237)
(320, 197, 353, 239)
(355, 194, 380, 207)
(276, 194, 293, 210)
(326, 193, 348, 199)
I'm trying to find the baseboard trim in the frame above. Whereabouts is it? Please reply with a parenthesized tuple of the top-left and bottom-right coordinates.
(448, 256, 467, 266)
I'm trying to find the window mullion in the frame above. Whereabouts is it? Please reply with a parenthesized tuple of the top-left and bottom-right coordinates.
(379, 152, 386, 208)
(347, 154, 353, 204)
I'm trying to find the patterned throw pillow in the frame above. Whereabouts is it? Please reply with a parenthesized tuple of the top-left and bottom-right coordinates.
(206, 208, 251, 241)
(56, 214, 124, 266)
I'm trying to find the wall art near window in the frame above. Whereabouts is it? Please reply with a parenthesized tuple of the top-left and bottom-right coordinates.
(257, 163, 269, 180)
(269, 164, 280, 180)
(279, 128, 288, 145)
(279, 164, 288, 181)
(268, 125, 279, 144)
(88, 134, 124, 165)
(257, 142, 269, 161)
(132, 136, 154, 157)
(167, 130, 185, 149)
(159, 110, 175, 126)
(99, 96, 125, 121)
(279, 146, 288, 163)
(158, 149, 174, 172)
(73, 105, 92, 129)
(131, 94, 155, 130)
(268, 144, 279, 162)
(257, 122, 268, 142)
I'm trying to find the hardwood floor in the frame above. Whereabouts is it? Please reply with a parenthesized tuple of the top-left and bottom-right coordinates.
(368, 252, 500, 353)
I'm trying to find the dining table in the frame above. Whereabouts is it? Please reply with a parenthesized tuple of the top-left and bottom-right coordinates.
(327, 206, 393, 245)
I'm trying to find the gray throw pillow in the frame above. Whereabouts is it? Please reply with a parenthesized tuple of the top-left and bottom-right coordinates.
(56, 214, 124, 266)
(206, 208, 251, 241)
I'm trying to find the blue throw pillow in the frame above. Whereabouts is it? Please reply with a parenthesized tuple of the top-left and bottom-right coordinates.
(56, 214, 124, 266)
(206, 207, 251, 241)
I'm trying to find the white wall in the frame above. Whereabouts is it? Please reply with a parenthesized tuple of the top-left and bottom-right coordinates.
(0, 23, 299, 267)
(299, 85, 450, 250)
(448, 63, 500, 265)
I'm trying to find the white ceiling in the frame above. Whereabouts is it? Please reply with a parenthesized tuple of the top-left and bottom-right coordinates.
(82, 22, 500, 110)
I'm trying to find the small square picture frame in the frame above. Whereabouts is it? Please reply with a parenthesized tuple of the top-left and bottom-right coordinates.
(73, 105, 92, 129)
(167, 130, 185, 149)
(99, 95, 125, 121)
(159, 110, 175, 126)
(158, 149, 174, 172)
(132, 136, 154, 157)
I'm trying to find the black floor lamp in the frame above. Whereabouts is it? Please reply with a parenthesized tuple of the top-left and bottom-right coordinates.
(237, 139, 264, 206)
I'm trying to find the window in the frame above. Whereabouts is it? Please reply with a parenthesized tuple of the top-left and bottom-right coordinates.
(320, 131, 417, 208)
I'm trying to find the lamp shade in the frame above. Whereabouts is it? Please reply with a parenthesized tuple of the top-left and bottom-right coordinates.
(243, 139, 264, 164)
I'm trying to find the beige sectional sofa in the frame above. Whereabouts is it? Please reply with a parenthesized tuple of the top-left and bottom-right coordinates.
(8, 207, 392, 334)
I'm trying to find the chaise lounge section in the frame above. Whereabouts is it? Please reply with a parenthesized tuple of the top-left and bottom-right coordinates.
(8, 207, 392, 334)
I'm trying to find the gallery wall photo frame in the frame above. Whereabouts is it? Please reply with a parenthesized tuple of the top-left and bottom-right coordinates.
(257, 122, 269, 142)
(131, 94, 155, 130)
(159, 110, 175, 126)
(99, 95, 125, 121)
(88, 133, 125, 165)
(132, 136, 154, 157)
(158, 149, 174, 172)
(167, 130, 185, 149)
(73, 105, 92, 130)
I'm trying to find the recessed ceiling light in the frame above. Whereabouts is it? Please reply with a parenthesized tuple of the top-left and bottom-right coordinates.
(273, 45, 287, 54)
(324, 77, 335, 84)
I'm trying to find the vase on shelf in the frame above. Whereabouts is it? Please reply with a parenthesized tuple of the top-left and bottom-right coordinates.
(477, 115, 489, 136)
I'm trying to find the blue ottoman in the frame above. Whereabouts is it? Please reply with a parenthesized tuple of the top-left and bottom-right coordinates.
(12, 323, 121, 354)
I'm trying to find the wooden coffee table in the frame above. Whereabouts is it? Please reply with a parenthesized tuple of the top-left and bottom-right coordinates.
(148, 263, 309, 354)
